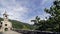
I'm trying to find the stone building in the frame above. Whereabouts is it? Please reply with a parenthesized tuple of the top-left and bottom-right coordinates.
(0, 11, 12, 32)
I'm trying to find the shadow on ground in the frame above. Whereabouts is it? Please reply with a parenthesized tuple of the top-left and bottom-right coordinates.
(0, 32, 3, 34)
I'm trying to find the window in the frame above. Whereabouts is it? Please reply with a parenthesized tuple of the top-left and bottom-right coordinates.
(5, 28, 8, 31)
(0, 26, 2, 29)
(5, 24, 7, 26)
(0, 22, 2, 24)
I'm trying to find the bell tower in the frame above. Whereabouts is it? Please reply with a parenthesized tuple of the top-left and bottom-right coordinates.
(0, 11, 12, 32)
(3, 11, 8, 21)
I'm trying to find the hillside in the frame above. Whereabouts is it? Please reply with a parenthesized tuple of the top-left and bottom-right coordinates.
(0, 18, 34, 30)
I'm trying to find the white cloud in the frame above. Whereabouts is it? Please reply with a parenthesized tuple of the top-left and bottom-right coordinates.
(0, 0, 54, 24)
(41, 0, 54, 5)
(41, 0, 48, 5)
(0, 0, 30, 24)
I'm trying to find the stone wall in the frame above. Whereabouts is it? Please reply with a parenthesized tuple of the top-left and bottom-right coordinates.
(13, 29, 60, 34)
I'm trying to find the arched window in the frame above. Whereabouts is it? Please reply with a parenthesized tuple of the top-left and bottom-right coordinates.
(0, 22, 2, 24)
(0, 26, 2, 29)
(4, 28, 8, 31)
(5, 24, 7, 26)
(0, 22, 2, 29)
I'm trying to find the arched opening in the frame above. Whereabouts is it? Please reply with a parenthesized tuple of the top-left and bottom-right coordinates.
(0, 22, 2, 29)
(0, 26, 2, 29)
(4, 28, 8, 31)
(5, 24, 7, 26)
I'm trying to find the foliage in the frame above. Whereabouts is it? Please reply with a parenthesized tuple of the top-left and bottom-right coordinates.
(31, 0, 60, 32)
(0, 17, 33, 30)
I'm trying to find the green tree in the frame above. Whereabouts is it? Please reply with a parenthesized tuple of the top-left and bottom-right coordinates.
(31, 16, 40, 30)
(31, 16, 40, 25)
(31, 0, 60, 32)
(44, 0, 60, 32)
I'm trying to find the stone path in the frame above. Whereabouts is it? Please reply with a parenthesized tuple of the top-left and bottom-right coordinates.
(3, 30, 22, 34)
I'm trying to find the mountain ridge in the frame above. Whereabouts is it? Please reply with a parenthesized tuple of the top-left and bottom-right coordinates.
(0, 17, 33, 30)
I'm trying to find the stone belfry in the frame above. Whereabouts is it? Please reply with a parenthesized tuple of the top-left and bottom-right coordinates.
(0, 11, 12, 32)
(3, 11, 8, 21)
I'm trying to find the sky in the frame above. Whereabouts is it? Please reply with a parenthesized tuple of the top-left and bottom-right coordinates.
(0, 0, 55, 24)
